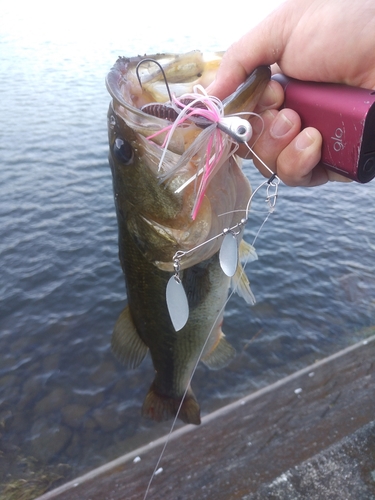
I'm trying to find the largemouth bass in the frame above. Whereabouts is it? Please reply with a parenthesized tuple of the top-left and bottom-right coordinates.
(106, 51, 270, 425)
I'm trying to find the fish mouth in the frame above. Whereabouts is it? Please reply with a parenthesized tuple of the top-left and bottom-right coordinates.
(106, 53, 221, 157)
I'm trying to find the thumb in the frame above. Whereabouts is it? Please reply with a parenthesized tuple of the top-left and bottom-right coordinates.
(207, 5, 289, 99)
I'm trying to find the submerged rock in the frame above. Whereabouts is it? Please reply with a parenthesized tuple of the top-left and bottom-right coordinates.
(61, 404, 89, 428)
(29, 420, 72, 461)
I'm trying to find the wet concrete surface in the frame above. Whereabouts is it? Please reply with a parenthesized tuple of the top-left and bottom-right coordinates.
(36, 335, 375, 500)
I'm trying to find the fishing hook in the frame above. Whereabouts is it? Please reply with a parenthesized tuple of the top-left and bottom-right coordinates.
(135, 58, 172, 102)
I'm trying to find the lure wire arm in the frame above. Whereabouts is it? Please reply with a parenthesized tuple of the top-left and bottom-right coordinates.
(135, 65, 280, 269)
(171, 216, 248, 270)
(172, 166, 280, 269)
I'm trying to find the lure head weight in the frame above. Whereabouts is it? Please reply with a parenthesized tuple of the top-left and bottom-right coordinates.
(218, 116, 253, 143)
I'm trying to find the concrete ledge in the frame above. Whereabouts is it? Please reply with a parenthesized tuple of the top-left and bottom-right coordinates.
(36, 335, 375, 500)
(249, 420, 375, 499)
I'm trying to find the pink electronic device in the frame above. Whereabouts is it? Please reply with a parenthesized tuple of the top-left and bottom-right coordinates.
(272, 74, 375, 183)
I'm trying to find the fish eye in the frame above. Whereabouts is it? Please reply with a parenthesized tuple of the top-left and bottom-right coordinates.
(113, 137, 134, 165)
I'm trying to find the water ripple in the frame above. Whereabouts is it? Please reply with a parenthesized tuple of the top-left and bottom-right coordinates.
(0, 23, 375, 491)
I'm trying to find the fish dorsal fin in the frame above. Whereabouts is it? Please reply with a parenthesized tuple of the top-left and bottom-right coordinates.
(111, 305, 148, 369)
(231, 263, 256, 305)
(201, 332, 236, 370)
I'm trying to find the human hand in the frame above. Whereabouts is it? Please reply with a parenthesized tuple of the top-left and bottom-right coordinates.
(208, 0, 375, 186)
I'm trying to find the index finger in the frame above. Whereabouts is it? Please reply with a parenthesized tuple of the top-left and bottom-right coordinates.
(207, 7, 288, 99)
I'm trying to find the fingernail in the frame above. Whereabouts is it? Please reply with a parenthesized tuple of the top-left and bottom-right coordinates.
(257, 85, 278, 111)
(270, 113, 293, 138)
(296, 130, 315, 150)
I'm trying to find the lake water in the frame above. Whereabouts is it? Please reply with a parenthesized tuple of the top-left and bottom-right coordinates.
(1, 1, 375, 496)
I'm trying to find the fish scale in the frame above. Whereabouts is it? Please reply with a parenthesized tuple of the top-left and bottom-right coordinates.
(106, 51, 270, 424)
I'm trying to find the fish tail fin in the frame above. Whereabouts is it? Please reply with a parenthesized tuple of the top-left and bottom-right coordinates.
(142, 383, 201, 425)
(179, 390, 201, 425)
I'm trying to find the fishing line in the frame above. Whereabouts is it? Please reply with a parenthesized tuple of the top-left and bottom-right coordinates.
(143, 268, 239, 500)
(143, 218, 267, 499)
(142, 298, 226, 500)
(171, 171, 279, 267)
(141, 74, 280, 498)
(143, 169, 280, 500)
(251, 211, 273, 247)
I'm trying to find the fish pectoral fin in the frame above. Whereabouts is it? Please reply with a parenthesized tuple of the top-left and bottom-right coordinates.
(142, 383, 201, 425)
(239, 240, 258, 263)
(111, 305, 148, 369)
(231, 263, 256, 305)
(201, 332, 236, 370)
